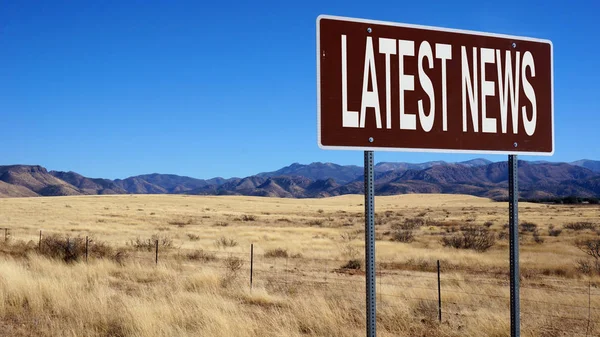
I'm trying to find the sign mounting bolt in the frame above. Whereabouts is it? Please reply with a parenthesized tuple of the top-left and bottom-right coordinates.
(512, 42, 517, 48)
(369, 137, 374, 143)
(367, 27, 372, 33)
(513, 142, 518, 148)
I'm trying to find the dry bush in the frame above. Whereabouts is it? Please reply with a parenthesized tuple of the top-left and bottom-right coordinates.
(393, 217, 425, 231)
(575, 239, 600, 260)
(533, 230, 544, 244)
(576, 259, 600, 275)
(224, 256, 244, 273)
(483, 221, 494, 228)
(168, 219, 191, 227)
(113, 249, 129, 266)
(187, 233, 201, 241)
(241, 215, 257, 222)
(341, 259, 361, 270)
(307, 219, 324, 226)
(340, 232, 359, 242)
(214, 236, 238, 249)
(187, 249, 216, 262)
(0, 239, 37, 259)
(213, 222, 229, 227)
(392, 230, 415, 243)
(129, 234, 173, 251)
(264, 248, 288, 258)
(39, 235, 113, 263)
(441, 225, 496, 252)
(548, 227, 563, 237)
(521, 222, 538, 233)
(565, 222, 596, 231)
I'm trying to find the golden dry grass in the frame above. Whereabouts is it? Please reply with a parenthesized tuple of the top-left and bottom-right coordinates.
(0, 194, 598, 336)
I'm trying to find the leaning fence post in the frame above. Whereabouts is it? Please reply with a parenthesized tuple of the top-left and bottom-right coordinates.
(85, 236, 89, 263)
(4, 228, 7, 242)
(39, 230, 42, 251)
(155, 240, 159, 265)
(250, 243, 254, 290)
(437, 260, 442, 323)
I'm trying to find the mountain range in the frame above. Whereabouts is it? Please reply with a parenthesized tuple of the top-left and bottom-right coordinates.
(0, 159, 598, 200)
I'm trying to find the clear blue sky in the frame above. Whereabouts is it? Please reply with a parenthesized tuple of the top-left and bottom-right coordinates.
(1, 1, 598, 179)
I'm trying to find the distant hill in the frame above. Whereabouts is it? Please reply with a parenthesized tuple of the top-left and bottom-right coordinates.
(375, 158, 493, 172)
(571, 160, 600, 173)
(50, 171, 126, 195)
(258, 162, 362, 184)
(114, 173, 213, 194)
(0, 165, 81, 196)
(0, 160, 598, 200)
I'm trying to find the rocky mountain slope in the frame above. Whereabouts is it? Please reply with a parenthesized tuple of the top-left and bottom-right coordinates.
(1, 159, 598, 200)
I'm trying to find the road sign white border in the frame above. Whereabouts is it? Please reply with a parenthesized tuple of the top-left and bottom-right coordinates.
(316, 14, 554, 156)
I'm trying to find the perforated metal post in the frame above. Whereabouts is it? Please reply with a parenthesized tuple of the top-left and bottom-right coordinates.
(437, 260, 442, 323)
(508, 155, 520, 337)
(364, 151, 376, 337)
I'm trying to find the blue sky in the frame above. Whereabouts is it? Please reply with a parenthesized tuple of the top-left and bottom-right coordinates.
(1, 1, 598, 179)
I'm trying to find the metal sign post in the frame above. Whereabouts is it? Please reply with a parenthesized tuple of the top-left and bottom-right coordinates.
(364, 150, 376, 337)
(508, 155, 520, 337)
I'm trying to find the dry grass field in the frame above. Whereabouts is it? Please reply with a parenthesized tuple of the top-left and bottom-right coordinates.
(0, 194, 599, 336)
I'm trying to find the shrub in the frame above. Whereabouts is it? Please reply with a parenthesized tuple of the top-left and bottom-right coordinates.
(113, 249, 129, 266)
(565, 222, 596, 231)
(340, 243, 360, 260)
(441, 226, 496, 252)
(392, 230, 415, 243)
(264, 248, 289, 258)
(129, 234, 173, 251)
(187, 233, 201, 241)
(532, 230, 544, 244)
(575, 239, 600, 260)
(548, 228, 562, 237)
(483, 221, 494, 228)
(521, 222, 537, 233)
(394, 218, 425, 231)
(221, 256, 244, 288)
(214, 236, 238, 249)
(187, 249, 216, 262)
(308, 219, 324, 226)
(224, 256, 244, 273)
(340, 232, 359, 242)
(39, 235, 113, 263)
(214, 222, 229, 227)
(241, 215, 257, 222)
(341, 259, 362, 270)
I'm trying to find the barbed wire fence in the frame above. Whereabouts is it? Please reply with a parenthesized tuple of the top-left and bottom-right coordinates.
(0, 227, 599, 335)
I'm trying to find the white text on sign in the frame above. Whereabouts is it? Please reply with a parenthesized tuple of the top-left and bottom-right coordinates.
(341, 35, 537, 135)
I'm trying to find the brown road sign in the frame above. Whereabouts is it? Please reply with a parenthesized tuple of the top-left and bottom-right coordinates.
(317, 15, 553, 155)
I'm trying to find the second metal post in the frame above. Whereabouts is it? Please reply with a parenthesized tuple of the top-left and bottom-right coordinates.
(364, 151, 376, 337)
(509, 155, 520, 337)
